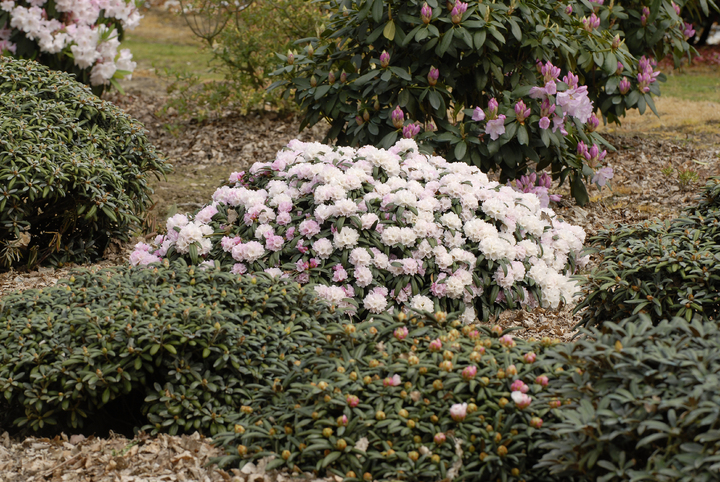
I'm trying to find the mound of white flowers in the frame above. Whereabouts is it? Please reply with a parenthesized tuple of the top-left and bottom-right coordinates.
(132, 139, 587, 322)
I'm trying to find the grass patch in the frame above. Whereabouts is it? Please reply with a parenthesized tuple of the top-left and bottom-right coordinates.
(660, 66, 720, 104)
(120, 38, 221, 80)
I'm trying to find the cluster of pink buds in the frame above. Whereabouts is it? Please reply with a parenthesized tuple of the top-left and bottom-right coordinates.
(541, 61, 560, 83)
(421, 3, 433, 24)
(391, 106, 404, 129)
(428, 66, 440, 86)
(577, 141, 607, 167)
(535, 375, 549, 387)
(616, 61, 624, 75)
(618, 77, 631, 94)
(510, 379, 529, 393)
(403, 123, 422, 138)
(511, 391, 532, 409)
(514, 100, 531, 124)
(429, 338, 442, 352)
(434, 432, 446, 445)
(513, 171, 561, 206)
(582, 13, 600, 31)
(637, 56, 660, 93)
(641, 6, 650, 26)
(586, 113, 600, 132)
(346, 395, 360, 407)
(672, 1, 681, 16)
(530, 417, 544, 429)
(450, 1, 468, 24)
(523, 352, 537, 364)
(499, 334, 516, 348)
(565, 4, 572, 14)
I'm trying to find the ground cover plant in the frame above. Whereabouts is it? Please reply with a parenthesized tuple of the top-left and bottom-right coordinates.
(268, 0, 699, 203)
(538, 314, 720, 482)
(576, 176, 720, 327)
(0, 0, 142, 92)
(0, 57, 171, 271)
(0, 261, 340, 435)
(130, 138, 587, 324)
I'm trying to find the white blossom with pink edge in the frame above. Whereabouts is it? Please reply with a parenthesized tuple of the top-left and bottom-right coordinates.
(130, 138, 586, 322)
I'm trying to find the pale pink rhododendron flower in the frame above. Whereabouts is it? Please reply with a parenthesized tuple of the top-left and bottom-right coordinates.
(512, 391, 532, 409)
(450, 403, 468, 421)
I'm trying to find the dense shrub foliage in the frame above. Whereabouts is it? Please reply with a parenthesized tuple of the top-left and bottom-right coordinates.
(576, 176, 720, 327)
(269, 0, 693, 202)
(131, 139, 586, 323)
(0, 57, 170, 271)
(0, 0, 141, 93)
(211, 310, 561, 481)
(538, 315, 720, 481)
(0, 261, 340, 434)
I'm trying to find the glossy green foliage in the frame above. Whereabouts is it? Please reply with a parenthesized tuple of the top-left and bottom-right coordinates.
(539, 315, 720, 482)
(0, 57, 171, 271)
(577, 176, 720, 327)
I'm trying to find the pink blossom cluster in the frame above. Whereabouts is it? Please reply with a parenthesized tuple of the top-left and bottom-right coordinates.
(636, 56, 660, 93)
(0, 0, 140, 86)
(512, 171, 561, 208)
(131, 138, 587, 320)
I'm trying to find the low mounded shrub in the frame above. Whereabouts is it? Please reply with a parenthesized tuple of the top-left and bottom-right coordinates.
(576, 176, 720, 327)
(210, 310, 562, 481)
(0, 261, 340, 434)
(0, 57, 171, 271)
(538, 314, 720, 482)
(131, 138, 587, 323)
(0, 0, 140, 92)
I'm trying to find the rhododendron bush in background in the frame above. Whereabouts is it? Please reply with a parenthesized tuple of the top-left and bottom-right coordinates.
(0, 0, 140, 92)
(132, 139, 586, 323)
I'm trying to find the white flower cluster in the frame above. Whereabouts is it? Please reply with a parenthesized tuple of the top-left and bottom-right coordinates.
(132, 138, 587, 321)
(1, 0, 139, 86)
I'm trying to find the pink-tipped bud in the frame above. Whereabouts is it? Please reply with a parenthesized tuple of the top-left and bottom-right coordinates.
(391, 106, 405, 129)
(535, 375, 549, 387)
(421, 3, 433, 24)
(287, 51, 294, 65)
(450, 0, 467, 23)
(394, 326, 409, 341)
(428, 338, 442, 352)
(434, 432, 446, 445)
(363, 109, 370, 122)
(491, 325, 502, 336)
(450, 403, 467, 422)
(428, 66, 440, 86)
(499, 334, 516, 348)
(338, 415, 349, 426)
(340, 71, 348, 84)
(510, 379, 529, 393)
(587, 113, 599, 132)
(618, 77, 631, 95)
(523, 352, 537, 364)
(641, 6, 650, 26)
(514, 100, 531, 125)
(462, 365, 478, 380)
(616, 61, 624, 75)
(328, 71, 336, 85)
(506, 364, 518, 376)
(380, 50, 390, 68)
(487, 98, 499, 119)
(307, 43, 314, 57)
(346, 395, 360, 407)
(565, 4, 572, 14)
(549, 398, 562, 409)
(530, 417, 543, 429)
(356, 116, 364, 126)
(611, 34, 621, 50)
(672, 1, 681, 16)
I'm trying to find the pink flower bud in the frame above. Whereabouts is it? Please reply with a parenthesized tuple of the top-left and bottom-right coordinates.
(462, 365, 478, 380)
(428, 66, 440, 86)
(402, 122, 422, 139)
(511, 391, 532, 409)
(340, 71, 348, 83)
(530, 417, 543, 429)
(346, 395, 360, 407)
(616, 61, 624, 75)
(565, 4, 572, 14)
(586, 113, 599, 132)
(514, 100, 531, 124)
(523, 352, 537, 364)
(429, 338, 442, 352)
(287, 51, 294, 65)
(672, 1, 681, 16)
(535, 375, 549, 387)
(434, 432, 446, 445)
(618, 77, 631, 95)
(307, 43, 314, 57)
(394, 326, 409, 341)
(499, 334, 516, 348)
(383, 374, 402, 387)
(487, 98, 499, 118)
(549, 398, 562, 409)
(391, 106, 405, 129)
(421, 3, 433, 24)
(510, 379, 529, 393)
(380, 50, 390, 68)
(539, 116, 550, 130)
(338, 415, 348, 426)
(450, 402, 467, 421)
(506, 364, 518, 376)
(491, 325, 502, 336)
(328, 71, 336, 85)
(356, 116, 364, 126)
(683, 22, 696, 40)
(450, 0, 467, 23)
(611, 34, 621, 50)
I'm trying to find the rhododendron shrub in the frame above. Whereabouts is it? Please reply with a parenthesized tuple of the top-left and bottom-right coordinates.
(0, 0, 141, 92)
(132, 139, 586, 322)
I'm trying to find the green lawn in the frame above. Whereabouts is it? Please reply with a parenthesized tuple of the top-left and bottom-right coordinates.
(660, 67, 720, 104)
(120, 38, 221, 80)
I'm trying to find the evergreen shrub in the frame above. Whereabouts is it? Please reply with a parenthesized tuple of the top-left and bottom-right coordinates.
(576, 176, 720, 327)
(538, 314, 720, 482)
(0, 261, 338, 435)
(0, 57, 171, 271)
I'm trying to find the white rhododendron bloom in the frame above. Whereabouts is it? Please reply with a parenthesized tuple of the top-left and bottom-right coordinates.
(132, 139, 585, 320)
